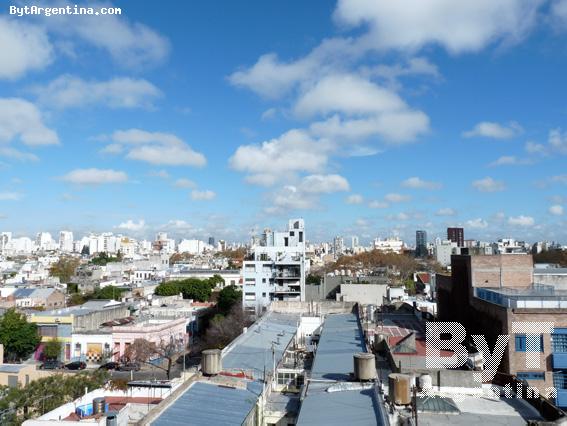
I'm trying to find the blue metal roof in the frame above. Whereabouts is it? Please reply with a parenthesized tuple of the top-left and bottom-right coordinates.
(297, 313, 387, 425)
(310, 313, 366, 381)
(152, 381, 259, 426)
(222, 312, 300, 380)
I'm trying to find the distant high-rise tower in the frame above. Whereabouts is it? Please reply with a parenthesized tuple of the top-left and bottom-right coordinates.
(416, 230, 427, 257)
(351, 236, 359, 249)
(208, 237, 215, 246)
(447, 227, 464, 248)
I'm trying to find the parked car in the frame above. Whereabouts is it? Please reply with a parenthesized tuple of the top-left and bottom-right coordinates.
(118, 362, 140, 372)
(39, 360, 63, 370)
(64, 361, 87, 370)
(98, 362, 120, 371)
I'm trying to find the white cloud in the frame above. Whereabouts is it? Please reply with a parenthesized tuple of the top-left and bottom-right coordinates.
(300, 174, 350, 194)
(463, 121, 523, 139)
(0, 192, 22, 201)
(0, 147, 39, 162)
(148, 170, 169, 179)
(508, 215, 535, 226)
(384, 193, 410, 202)
(550, 205, 564, 216)
(369, 200, 389, 209)
(0, 98, 59, 146)
(346, 194, 364, 204)
(333, 0, 543, 54)
(191, 190, 216, 201)
(364, 57, 440, 90)
(116, 219, 145, 231)
(401, 176, 442, 190)
(108, 129, 206, 167)
(549, 128, 567, 154)
(551, 175, 567, 185)
(387, 212, 410, 221)
(472, 177, 506, 192)
(174, 178, 197, 189)
(270, 185, 318, 211)
(466, 218, 488, 229)
(60, 168, 128, 185)
(525, 141, 547, 156)
(436, 208, 456, 216)
(297, 74, 429, 143)
(261, 108, 277, 120)
(33, 75, 162, 109)
(551, 0, 567, 24)
(0, 17, 53, 79)
(489, 155, 531, 166)
(45, 3, 170, 68)
(229, 129, 332, 186)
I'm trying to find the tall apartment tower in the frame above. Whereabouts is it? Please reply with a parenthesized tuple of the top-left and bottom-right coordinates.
(447, 227, 464, 248)
(415, 230, 427, 257)
(242, 219, 308, 316)
(59, 231, 74, 252)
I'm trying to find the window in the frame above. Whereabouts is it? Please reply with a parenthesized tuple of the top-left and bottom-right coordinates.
(515, 334, 543, 352)
(244, 292, 256, 301)
(552, 329, 567, 353)
(516, 372, 545, 380)
(262, 278, 266, 283)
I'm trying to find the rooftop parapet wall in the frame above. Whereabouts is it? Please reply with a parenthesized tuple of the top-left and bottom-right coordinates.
(270, 300, 355, 315)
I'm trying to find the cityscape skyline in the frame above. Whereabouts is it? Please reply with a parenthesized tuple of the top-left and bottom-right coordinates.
(1, 1, 567, 243)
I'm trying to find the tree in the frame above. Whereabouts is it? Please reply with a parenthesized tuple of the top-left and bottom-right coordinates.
(217, 285, 241, 315)
(49, 257, 80, 284)
(124, 337, 183, 379)
(43, 339, 62, 360)
(0, 309, 40, 362)
(81, 245, 90, 256)
(204, 305, 250, 349)
(68, 293, 87, 306)
(208, 274, 225, 288)
(306, 274, 322, 285)
(154, 282, 180, 296)
(154, 278, 214, 301)
(93, 286, 127, 300)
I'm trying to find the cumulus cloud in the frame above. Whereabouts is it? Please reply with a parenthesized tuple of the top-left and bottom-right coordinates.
(549, 128, 567, 154)
(0, 98, 59, 147)
(300, 174, 350, 193)
(384, 193, 411, 202)
(44, 2, 170, 68)
(116, 219, 145, 231)
(463, 121, 523, 139)
(0, 192, 23, 201)
(401, 176, 442, 190)
(298, 74, 429, 143)
(472, 177, 506, 192)
(32, 75, 162, 109)
(525, 141, 547, 156)
(333, 0, 543, 54)
(436, 208, 456, 216)
(0, 147, 39, 162)
(466, 218, 488, 228)
(346, 194, 364, 204)
(60, 168, 128, 185)
(489, 156, 531, 166)
(369, 200, 389, 209)
(0, 17, 53, 80)
(174, 178, 197, 189)
(148, 170, 169, 179)
(550, 205, 564, 216)
(508, 215, 535, 226)
(191, 190, 216, 201)
(107, 129, 206, 167)
(229, 129, 332, 186)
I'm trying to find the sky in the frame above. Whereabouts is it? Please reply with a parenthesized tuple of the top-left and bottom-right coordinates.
(0, 0, 566, 244)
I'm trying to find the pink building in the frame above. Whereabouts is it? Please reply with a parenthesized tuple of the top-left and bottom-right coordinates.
(111, 317, 188, 360)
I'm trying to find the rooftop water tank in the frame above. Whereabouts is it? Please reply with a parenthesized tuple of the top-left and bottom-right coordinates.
(353, 352, 376, 381)
(388, 373, 411, 405)
(93, 397, 106, 415)
(201, 349, 222, 375)
(419, 374, 432, 391)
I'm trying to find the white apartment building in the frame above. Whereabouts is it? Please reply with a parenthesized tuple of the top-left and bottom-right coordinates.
(435, 240, 459, 267)
(373, 237, 404, 253)
(242, 219, 308, 316)
(59, 231, 74, 252)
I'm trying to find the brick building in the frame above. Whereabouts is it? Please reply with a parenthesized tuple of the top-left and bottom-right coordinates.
(437, 254, 567, 408)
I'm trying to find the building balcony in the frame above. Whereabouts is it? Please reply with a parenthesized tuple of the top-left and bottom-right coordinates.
(553, 353, 567, 369)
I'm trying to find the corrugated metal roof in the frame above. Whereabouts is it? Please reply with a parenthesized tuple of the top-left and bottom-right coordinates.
(534, 268, 567, 274)
(222, 312, 300, 379)
(297, 313, 387, 426)
(152, 381, 259, 426)
(0, 364, 27, 373)
(310, 313, 366, 381)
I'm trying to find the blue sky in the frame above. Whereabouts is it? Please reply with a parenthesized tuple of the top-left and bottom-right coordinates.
(0, 0, 566, 244)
